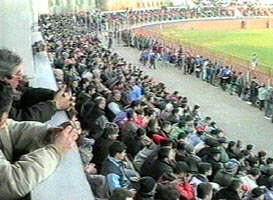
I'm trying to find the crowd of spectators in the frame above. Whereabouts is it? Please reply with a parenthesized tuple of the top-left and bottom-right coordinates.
(74, 4, 273, 34)
(98, 5, 273, 30)
(120, 28, 273, 122)
(1, 9, 273, 200)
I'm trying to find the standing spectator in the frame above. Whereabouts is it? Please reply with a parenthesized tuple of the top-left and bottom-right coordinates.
(264, 88, 273, 120)
(258, 84, 268, 111)
(0, 81, 79, 200)
(0, 48, 73, 122)
(108, 32, 113, 49)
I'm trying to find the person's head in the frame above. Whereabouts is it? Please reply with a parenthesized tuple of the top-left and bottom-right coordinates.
(136, 128, 146, 139)
(198, 162, 212, 176)
(228, 179, 243, 192)
(248, 168, 261, 180)
(112, 90, 121, 101)
(161, 121, 172, 133)
(109, 141, 127, 161)
(103, 123, 119, 140)
(95, 96, 106, 109)
(0, 81, 13, 128)
(258, 151, 267, 159)
(224, 159, 240, 175)
(155, 185, 180, 200)
(266, 157, 273, 165)
(0, 49, 23, 88)
(86, 85, 96, 94)
(174, 161, 192, 182)
(147, 119, 158, 129)
(246, 156, 259, 167)
(197, 183, 213, 200)
(109, 188, 134, 200)
(246, 144, 254, 151)
(126, 109, 136, 121)
(158, 147, 174, 161)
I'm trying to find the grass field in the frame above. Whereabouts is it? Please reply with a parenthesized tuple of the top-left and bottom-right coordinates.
(160, 28, 273, 70)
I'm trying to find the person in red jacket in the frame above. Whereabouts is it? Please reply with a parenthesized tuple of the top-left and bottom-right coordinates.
(173, 162, 197, 200)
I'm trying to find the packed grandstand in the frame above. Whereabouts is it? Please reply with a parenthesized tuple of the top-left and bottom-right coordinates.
(1, 1, 273, 200)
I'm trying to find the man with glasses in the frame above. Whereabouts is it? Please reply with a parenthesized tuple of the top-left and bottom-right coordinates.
(0, 48, 73, 122)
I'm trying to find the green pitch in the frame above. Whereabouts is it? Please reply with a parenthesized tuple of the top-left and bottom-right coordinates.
(160, 28, 273, 71)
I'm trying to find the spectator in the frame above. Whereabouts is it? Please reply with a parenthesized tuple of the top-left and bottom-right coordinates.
(196, 183, 213, 200)
(150, 147, 176, 181)
(101, 141, 139, 193)
(135, 176, 157, 200)
(242, 187, 266, 200)
(92, 123, 119, 168)
(214, 179, 244, 200)
(109, 188, 134, 200)
(0, 48, 73, 122)
(0, 81, 79, 199)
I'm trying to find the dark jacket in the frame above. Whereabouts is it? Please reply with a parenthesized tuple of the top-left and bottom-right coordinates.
(213, 187, 241, 200)
(213, 170, 235, 187)
(10, 87, 57, 122)
(150, 159, 174, 181)
(85, 105, 108, 139)
(93, 137, 115, 167)
(101, 157, 131, 193)
(124, 135, 145, 158)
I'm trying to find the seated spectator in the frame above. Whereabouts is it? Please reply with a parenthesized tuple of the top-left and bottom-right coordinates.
(120, 110, 139, 140)
(152, 121, 171, 145)
(240, 168, 261, 190)
(191, 162, 212, 186)
(92, 123, 119, 168)
(134, 109, 149, 128)
(0, 48, 73, 122)
(124, 128, 152, 158)
(201, 148, 223, 175)
(107, 90, 126, 122)
(101, 141, 139, 193)
(150, 147, 176, 181)
(260, 157, 273, 174)
(213, 159, 239, 187)
(165, 108, 181, 124)
(0, 81, 79, 199)
(135, 176, 157, 200)
(172, 162, 196, 200)
(154, 184, 180, 200)
(84, 96, 109, 139)
(214, 179, 244, 200)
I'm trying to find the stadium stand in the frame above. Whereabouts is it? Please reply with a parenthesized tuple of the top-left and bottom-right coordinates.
(1, 1, 273, 200)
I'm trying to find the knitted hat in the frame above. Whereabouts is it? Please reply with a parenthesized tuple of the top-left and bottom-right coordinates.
(139, 176, 157, 194)
(225, 159, 239, 172)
